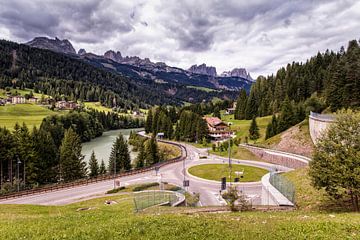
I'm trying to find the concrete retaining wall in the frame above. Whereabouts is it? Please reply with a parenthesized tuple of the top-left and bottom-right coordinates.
(242, 145, 310, 169)
(309, 111, 336, 144)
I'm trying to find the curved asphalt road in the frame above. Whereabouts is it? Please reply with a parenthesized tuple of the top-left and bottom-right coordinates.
(0, 138, 294, 206)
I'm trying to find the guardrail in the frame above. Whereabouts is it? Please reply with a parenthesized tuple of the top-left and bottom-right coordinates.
(0, 136, 187, 201)
(309, 111, 336, 122)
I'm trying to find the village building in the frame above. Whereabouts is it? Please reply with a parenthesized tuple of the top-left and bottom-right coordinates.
(28, 97, 38, 104)
(204, 117, 234, 141)
(225, 102, 237, 115)
(55, 101, 78, 110)
(11, 96, 26, 104)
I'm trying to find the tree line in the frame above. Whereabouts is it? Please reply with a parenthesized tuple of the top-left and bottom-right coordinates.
(144, 106, 209, 143)
(0, 108, 143, 193)
(128, 132, 163, 168)
(233, 39, 360, 138)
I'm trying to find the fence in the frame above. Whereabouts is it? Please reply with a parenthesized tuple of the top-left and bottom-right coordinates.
(133, 190, 183, 212)
(0, 138, 187, 200)
(269, 172, 295, 204)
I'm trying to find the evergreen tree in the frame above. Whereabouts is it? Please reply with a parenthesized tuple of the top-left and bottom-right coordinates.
(245, 87, 258, 120)
(135, 143, 146, 168)
(234, 89, 247, 120)
(99, 160, 106, 175)
(32, 127, 58, 184)
(249, 117, 260, 141)
(277, 96, 294, 132)
(88, 151, 99, 178)
(213, 106, 221, 119)
(13, 123, 37, 186)
(59, 128, 86, 182)
(144, 136, 160, 165)
(145, 109, 153, 133)
(108, 134, 131, 173)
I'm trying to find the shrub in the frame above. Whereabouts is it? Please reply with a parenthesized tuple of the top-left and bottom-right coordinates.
(132, 182, 159, 192)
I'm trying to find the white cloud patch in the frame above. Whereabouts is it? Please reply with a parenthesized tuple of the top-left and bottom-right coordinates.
(0, 0, 359, 77)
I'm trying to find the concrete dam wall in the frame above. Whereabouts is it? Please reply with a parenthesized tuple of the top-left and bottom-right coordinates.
(309, 112, 336, 144)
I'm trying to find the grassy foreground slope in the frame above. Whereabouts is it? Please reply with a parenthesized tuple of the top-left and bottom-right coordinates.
(0, 194, 359, 239)
(0, 104, 58, 130)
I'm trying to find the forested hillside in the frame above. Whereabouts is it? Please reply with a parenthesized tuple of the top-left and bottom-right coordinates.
(234, 39, 360, 121)
(0, 40, 237, 109)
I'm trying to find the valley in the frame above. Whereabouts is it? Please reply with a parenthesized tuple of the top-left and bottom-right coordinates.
(0, 2, 360, 239)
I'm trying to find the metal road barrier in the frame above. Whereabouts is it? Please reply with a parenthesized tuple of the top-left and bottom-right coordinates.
(0, 137, 187, 200)
(133, 190, 185, 212)
(269, 172, 295, 204)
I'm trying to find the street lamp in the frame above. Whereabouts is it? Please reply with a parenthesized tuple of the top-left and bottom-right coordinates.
(17, 157, 21, 192)
(114, 149, 120, 189)
(228, 138, 232, 186)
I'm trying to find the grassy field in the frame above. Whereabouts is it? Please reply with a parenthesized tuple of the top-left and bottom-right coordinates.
(0, 104, 58, 130)
(186, 85, 218, 92)
(0, 194, 359, 239)
(210, 146, 263, 161)
(84, 102, 113, 113)
(84, 102, 147, 117)
(188, 164, 268, 182)
(0, 88, 50, 99)
(222, 114, 272, 143)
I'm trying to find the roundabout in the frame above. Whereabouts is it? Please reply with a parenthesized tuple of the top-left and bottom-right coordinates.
(187, 163, 269, 183)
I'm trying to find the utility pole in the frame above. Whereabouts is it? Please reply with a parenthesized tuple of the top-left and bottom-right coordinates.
(114, 149, 118, 189)
(17, 157, 21, 192)
(228, 138, 232, 186)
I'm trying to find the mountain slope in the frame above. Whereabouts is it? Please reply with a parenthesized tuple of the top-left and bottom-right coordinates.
(25, 37, 254, 92)
(0, 39, 239, 107)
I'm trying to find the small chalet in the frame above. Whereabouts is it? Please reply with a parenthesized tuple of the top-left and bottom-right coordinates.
(204, 117, 234, 141)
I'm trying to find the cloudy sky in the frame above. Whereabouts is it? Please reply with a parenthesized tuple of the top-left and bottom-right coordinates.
(0, 0, 359, 77)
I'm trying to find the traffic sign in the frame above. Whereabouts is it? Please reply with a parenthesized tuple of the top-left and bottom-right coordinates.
(221, 177, 226, 190)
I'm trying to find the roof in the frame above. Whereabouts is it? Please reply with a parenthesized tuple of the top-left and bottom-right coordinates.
(204, 117, 226, 127)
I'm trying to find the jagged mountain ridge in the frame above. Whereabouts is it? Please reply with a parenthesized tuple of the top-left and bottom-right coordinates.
(25, 37, 253, 91)
(26, 37, 76, 55)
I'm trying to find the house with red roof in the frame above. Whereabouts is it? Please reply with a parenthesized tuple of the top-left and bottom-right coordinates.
(204, 117, 234, 141)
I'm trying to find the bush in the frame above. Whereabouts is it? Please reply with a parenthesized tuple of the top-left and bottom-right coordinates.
(132, 182, 159, 192)
(106, 186, 126, 194)
(185, 192, 200, 207)
(168, 186, 182, 192)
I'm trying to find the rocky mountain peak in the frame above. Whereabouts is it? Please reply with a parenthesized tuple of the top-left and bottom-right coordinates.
(78, 48, 86, 55)
(26, 37, 76, 55)
(103, 50, 123, 62)
(188, 64, 217, 77)
(220, 68, 253, 80)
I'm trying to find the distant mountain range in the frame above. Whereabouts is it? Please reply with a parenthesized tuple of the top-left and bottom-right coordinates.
(25, 37, 254, 91)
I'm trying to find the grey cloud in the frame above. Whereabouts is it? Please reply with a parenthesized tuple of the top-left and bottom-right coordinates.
(0, 0, 359, 77)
